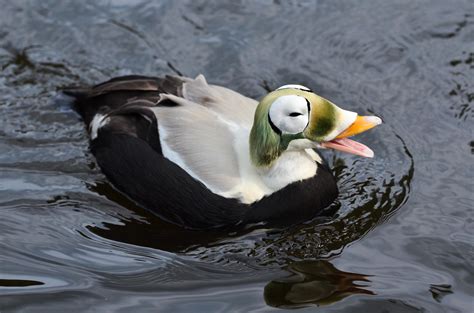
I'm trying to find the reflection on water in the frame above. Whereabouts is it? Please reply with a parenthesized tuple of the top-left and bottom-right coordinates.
(429, 284, 453, 303)
(87, 181, 239, 252)
(0, 279, 44, 288)
(264, 260, 373, 308)
(448, 51, 473, 122)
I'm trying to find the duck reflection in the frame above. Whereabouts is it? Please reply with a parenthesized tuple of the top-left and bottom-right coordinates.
(87, 181, 238, 252)
(86, 180, 340, 252)
(264, 260, 374, 308)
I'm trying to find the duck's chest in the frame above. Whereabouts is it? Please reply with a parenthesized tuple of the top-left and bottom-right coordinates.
(229, 149, 318, 203)
(243, 160, 338, 225)
(257, 150, 318, 191)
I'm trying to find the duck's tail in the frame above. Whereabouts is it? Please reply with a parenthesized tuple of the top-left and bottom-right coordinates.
(61, 86, 96, 125)
(62, 87, 90, 100)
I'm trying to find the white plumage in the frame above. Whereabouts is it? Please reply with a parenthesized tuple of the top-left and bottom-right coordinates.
(150, 75, 321, 203)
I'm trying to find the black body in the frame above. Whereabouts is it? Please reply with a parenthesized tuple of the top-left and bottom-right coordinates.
(67, 75, 338, 229)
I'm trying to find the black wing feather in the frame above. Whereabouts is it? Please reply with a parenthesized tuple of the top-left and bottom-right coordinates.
(91, 129, 244, 229)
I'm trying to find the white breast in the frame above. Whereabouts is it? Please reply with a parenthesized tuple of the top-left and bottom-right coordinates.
(256, 150, 318, 197)
(220, 132, 318, 204)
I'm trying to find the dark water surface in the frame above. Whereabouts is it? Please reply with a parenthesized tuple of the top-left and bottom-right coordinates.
(1, 1, 473, 312)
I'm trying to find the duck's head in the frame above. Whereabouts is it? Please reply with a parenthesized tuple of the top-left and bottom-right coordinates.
(249, 84, 382, 167)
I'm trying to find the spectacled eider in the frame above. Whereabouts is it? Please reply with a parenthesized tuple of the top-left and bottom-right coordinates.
(66, 75, 381, 229)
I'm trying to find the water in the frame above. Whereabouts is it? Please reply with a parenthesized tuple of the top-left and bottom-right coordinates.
(0, 0, 472, 312)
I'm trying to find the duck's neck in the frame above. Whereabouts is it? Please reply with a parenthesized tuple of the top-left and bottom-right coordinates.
(256, 150, 318, 192)
(231, 132, 318, 204)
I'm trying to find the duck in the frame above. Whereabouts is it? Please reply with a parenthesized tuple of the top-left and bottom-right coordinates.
(65, 74, 381, 229)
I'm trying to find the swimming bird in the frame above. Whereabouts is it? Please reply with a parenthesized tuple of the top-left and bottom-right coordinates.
(67, 74, 381, 229)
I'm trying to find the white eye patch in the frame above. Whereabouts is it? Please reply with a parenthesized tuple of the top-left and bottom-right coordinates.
(269, 95, 309, 134)
(276, 84, 312, 92)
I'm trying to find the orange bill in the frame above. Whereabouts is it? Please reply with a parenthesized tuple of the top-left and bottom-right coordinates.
(321, 115, 382, 158)
(335, 116, 382, 139)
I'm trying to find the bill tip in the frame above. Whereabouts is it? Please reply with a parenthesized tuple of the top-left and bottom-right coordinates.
(366, 115, 382, 126)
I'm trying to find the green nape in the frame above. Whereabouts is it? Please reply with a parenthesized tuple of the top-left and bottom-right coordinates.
(249, 90, 303, 167)
(249, 88, 340, 167)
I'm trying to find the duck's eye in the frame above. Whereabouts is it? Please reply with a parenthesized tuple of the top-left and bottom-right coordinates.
(289, 112, 302, 117)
